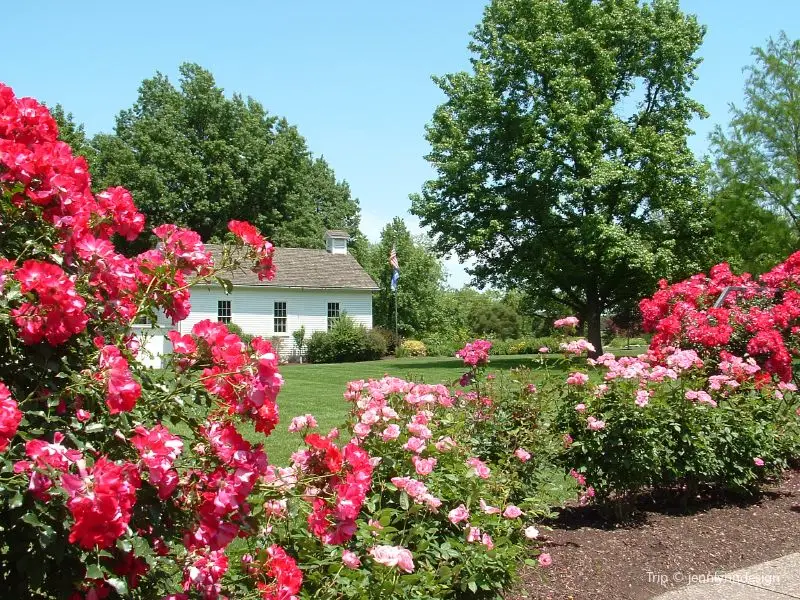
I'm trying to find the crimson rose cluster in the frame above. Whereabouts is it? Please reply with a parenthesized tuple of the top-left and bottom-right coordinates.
(0, 82, 366, 599)
(640, 257, 800, 381)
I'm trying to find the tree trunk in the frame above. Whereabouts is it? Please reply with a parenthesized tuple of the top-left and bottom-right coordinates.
(585, 290, 603, 357)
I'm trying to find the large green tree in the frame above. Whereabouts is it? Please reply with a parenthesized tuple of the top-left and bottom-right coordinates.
(366, 218, 446, 338)
(411, 0, 714, 354)
(709, 32, 800, 269)
(90, 63, 362, 247)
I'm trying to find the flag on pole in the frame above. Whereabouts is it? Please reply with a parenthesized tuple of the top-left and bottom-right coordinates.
(389, 246, 400, 291)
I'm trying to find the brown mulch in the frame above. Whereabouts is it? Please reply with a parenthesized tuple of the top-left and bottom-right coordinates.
(510, 470, 800, 600)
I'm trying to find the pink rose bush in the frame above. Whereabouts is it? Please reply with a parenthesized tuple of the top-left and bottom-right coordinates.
(263, 373, 549, 598)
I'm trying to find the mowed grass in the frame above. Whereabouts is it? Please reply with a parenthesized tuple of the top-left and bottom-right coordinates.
(263, 354, 557, 464)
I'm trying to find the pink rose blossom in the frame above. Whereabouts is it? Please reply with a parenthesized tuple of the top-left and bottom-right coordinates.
(287, 414, 318, 432)
(566, 372, 589, 386)
(353, 422, 371, 437)
(685, 389, 717, 408)
(587, 416, 606, 431)
(403, 436, 426, 454)
(412, 456, 437, 476)
(407, 422, 432, 439)
(574, 403, 587, 413)
(560, 339, 596, 355)
(369, 545, 414, 573)
(503, 505, 523, 519)
(538, 553, 553, 567)
(466, 526, 481, 543)
(480, 498, 501, 514)
(381, 424, 401, 441)
(448, 504, 470, 524)
(538, 347, 550, 354)
(515, 448, 531, 462)
(569, 469, 587, 486)
(481, 533, 494, 550)
(635, 389, 651, 408)
(466, 457, 491, 479)
(342, 550, 361, 569)
(554, 316, 579, 329)
(754, 457, 765, 467)
(434, 436, 456, 452)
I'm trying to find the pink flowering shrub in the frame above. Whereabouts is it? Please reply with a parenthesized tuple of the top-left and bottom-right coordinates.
(452, 342, 573, 511)
(555, 344, 800, 506)
(262, 375, 547, 598)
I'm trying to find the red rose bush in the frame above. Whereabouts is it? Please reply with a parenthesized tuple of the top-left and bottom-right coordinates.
(0, 84, 541, 598)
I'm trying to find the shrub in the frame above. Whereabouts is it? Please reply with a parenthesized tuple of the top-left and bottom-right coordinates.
(469, 302, 523, 339)
(373, 326, 400, 354)
(306, 316, 387, 363)
(0, 80, 552, 600)
(554, 348, 800, 508)
(396, 339, 427, 357)
(460, 365, 573, 509)
(490, 337, 561, 355)
(421, 329, 473, 357)
(273, 376, 545, 598)
(0, 84, 314, 598)
(640, 257, 800, 381)
(225, 321, 255, 345)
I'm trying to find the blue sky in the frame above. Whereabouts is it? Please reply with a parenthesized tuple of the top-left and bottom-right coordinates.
(3, 1, 799, 287)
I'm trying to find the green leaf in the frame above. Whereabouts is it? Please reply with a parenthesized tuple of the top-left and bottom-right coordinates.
(9, 493, 23, 509)
(106, 577, 128, 594)
(21, 512, 40, 526)
(86, 564, 103, 580)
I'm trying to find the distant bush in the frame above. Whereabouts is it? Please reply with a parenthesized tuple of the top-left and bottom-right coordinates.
(372, 326, 400, 354)
(489, 337, 561, 355)
(306, 316, 387, 363)
(226, 322, 255, 345)
(421, 328, 473, 357)
(469, 302, 523, 339)
(396, 339, 427, 357)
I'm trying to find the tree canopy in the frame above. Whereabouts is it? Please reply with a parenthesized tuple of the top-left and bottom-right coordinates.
(89, 63, 363, 249)
(411, 0, 714, 353)
(709, 32, 800, 271)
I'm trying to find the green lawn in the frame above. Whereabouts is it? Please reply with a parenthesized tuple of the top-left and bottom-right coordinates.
(263, 354, 553, 464)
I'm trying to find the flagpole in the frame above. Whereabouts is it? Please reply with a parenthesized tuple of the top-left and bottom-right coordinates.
(390, 242, 400, 343)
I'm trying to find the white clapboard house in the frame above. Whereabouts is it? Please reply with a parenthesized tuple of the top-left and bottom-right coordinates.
(133, 230, 378, 365)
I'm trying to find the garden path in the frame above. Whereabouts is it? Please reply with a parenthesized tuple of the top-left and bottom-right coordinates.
(653, 552, 800, 599)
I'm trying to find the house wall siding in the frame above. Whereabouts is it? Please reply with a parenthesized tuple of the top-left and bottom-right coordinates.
(177, 285, 374, 357)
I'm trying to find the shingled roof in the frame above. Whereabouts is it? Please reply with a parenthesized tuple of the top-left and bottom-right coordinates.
(207, 245, 379, 290)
